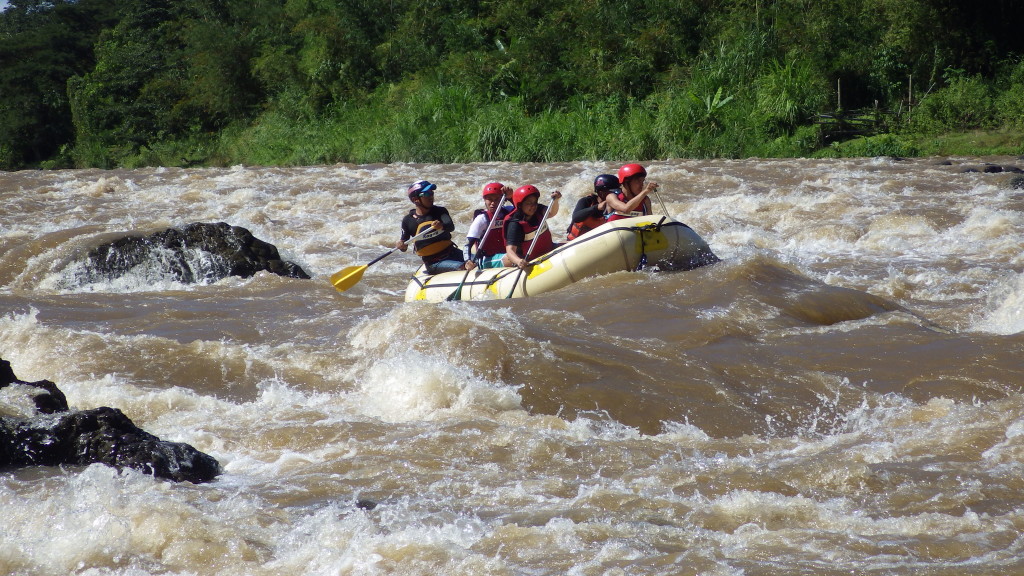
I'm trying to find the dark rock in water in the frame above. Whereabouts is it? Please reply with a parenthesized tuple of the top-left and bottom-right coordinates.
(0, 358, 67, 413)
(1, 358, 220, 483)
(356, 499, 378, 510)
(2, 407, 221, 483)
(80, 222, 310, 284)
(1011, 175, 1024, 190)
(958, 164, 1023, 175)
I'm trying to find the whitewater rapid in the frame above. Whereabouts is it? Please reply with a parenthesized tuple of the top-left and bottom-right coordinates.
(2, 157, 1023, 575)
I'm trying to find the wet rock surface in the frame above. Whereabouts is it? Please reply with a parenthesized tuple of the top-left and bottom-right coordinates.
(80, 222, 310, 284)
(1, 358, 220, 483)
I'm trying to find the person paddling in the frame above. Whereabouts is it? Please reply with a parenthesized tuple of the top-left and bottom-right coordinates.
(502, 185, 561, 270)
(396, 180, 476, 274)
(465, 182, 513, 269)
(606, 163, 656, 222)
(566, 174, 617, 241)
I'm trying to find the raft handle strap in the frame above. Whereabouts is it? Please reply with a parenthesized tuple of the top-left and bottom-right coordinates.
(636, 228, 648, 271)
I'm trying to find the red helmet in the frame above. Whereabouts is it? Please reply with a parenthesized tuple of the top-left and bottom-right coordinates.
(617, 163, 647, 182)
(481, 182, 504, 198)
(512, 185, 540, 209)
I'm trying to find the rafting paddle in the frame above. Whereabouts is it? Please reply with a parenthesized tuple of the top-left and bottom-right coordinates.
(446, 196, 510, 301)
(331, 228, 433, 292)
(651, 184, 671, 217)
(472, 195, 510, 268)
(505, 198, 554, 299)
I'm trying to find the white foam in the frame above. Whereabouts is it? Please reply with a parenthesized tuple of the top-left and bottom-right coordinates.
(353, 350, 522, 422)
(5, 161, 1024, 576)
(0, 308, 57, 382)
(974, 272, 1024, 334)
(0, 383, 44, 418)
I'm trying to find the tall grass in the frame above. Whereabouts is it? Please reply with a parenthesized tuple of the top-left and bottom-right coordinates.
(208, 77, 832, 166)
(909, 72, 996, 133)
(176, 46, 1024, 166)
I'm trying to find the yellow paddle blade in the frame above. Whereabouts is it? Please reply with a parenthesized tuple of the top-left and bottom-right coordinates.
(331, 265, 368, 292)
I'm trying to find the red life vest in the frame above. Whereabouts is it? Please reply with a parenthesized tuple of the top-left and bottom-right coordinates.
(606, 191, 650, 222)
(477, 207, 511, 256)
(504, 210, 554, 260)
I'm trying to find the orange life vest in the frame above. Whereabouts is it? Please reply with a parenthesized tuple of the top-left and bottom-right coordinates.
(566, 213, 606, 241)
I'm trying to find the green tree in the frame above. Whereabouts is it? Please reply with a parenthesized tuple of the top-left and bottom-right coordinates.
(0, 0, 120, 169)
(6, 0, 1024, 168)
(176, 0, 267, 129)
(67, 0, 184, 165)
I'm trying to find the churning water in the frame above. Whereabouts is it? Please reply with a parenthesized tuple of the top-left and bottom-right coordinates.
(2, 157, 1023, 575)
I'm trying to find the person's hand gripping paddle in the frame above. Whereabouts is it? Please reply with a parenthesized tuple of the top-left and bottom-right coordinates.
(446, 193, 508, 301)
(505, 199, 554, 299)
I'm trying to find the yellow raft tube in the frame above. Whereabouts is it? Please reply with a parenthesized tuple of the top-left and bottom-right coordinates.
(404, 215, 718, 302)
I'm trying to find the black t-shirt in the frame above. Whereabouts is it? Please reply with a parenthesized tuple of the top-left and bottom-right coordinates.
(400, 205, 455, 242)
(504, 205, 547, 247)
(568, 195, 602, 232)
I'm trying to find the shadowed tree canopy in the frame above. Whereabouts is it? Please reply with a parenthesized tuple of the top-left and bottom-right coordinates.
(2, 0, 1023, 169)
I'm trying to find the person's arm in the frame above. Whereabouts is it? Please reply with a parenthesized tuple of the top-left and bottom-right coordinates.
(639, 181, 658, 215)
(436, 207, 456, 232)
(606, 188, 649, 214)
(547, 191, 561, 218)
(396, 217, 412, 250)
(414, 207, 455, 237)
(571, 197, 603, 223)
(505, 242, 527, 269)
(504, 219, 528, 269)
(465, 213, 486, 258)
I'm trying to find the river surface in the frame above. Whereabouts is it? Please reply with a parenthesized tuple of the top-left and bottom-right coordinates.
(1, 157, 1023, 575)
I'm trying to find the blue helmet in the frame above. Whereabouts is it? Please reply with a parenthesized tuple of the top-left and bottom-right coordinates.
(407, 180, 437, 198)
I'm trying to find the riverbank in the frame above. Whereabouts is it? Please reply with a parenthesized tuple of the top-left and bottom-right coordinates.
(43, 120, 1024, 171)
(821, 129, 1024, 159)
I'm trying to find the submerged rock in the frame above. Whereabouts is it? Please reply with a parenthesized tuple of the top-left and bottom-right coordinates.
(958, 163, 1024, 174)
(80, 222, 310, 284)
(0, 358, 220, 483)
(356, 499, 378, 510)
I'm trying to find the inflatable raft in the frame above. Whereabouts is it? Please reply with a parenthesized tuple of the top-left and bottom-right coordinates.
(404, 215, 718, 302)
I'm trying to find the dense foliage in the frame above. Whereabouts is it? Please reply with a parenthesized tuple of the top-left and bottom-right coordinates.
(2, 0, 1023, 169)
